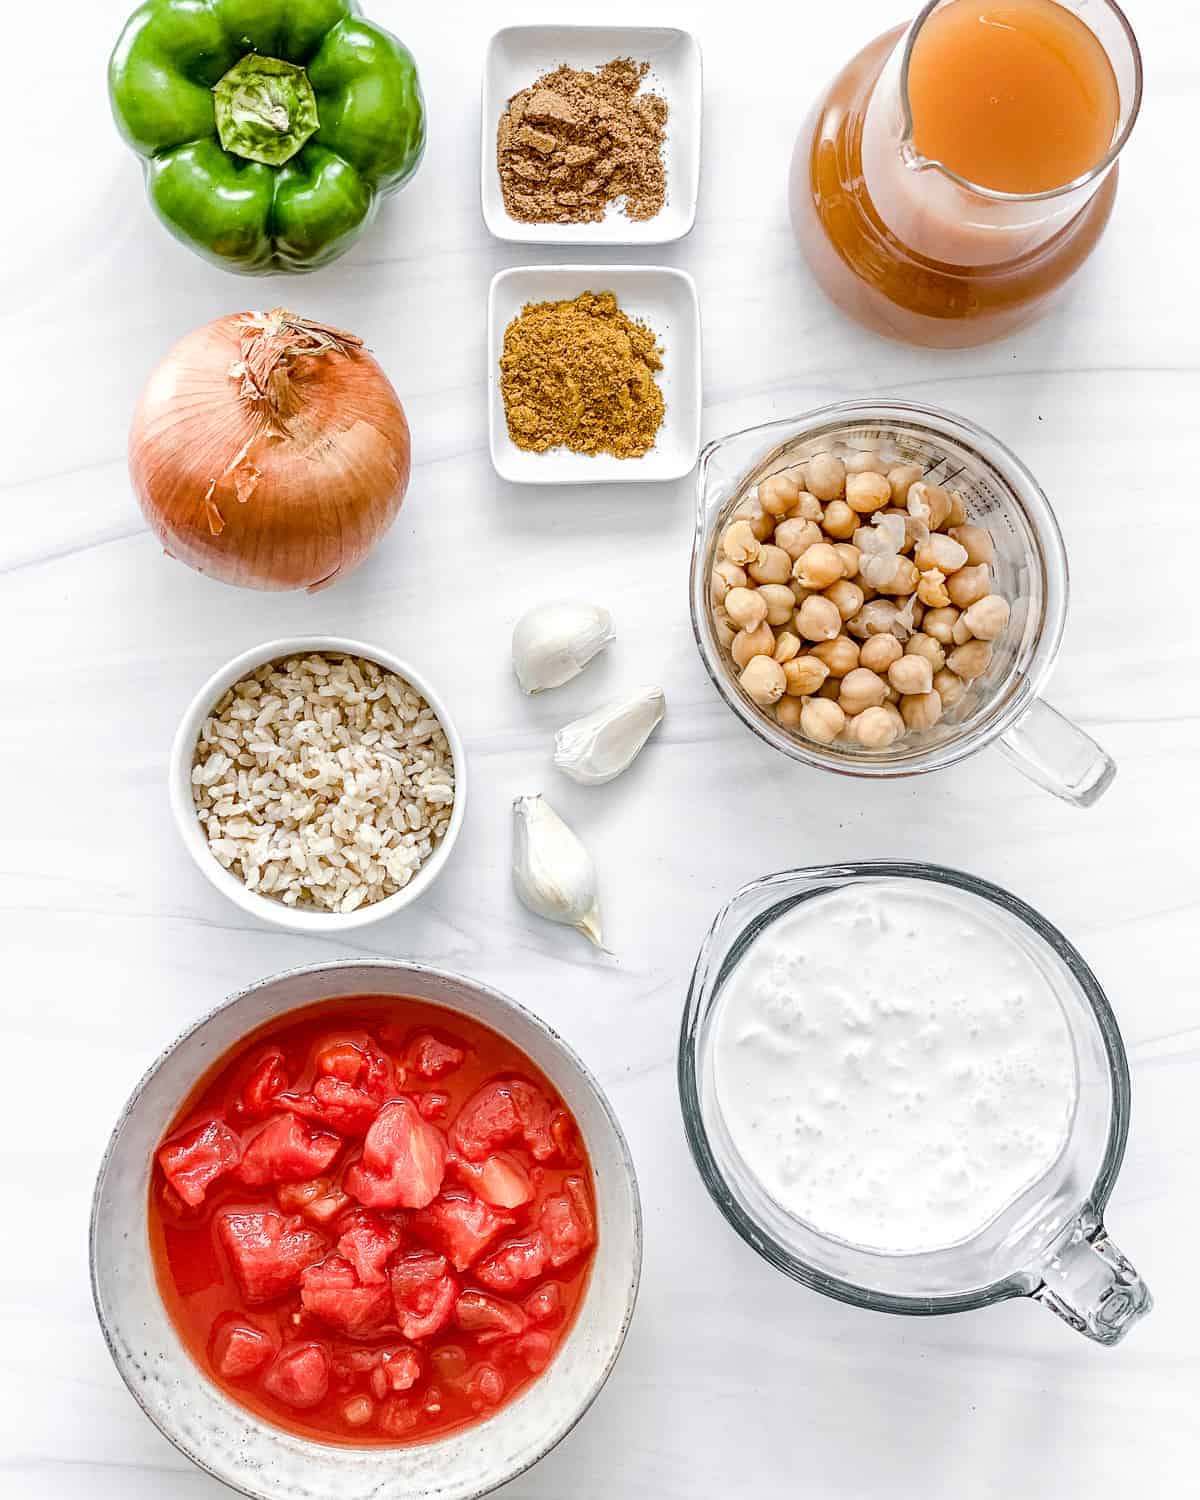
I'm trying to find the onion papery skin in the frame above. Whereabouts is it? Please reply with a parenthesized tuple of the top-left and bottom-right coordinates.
(129, 311, 411, 592)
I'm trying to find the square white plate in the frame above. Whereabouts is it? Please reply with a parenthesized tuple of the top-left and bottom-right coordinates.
(488, 265, 702, 485)
(482, 26, 702, 245)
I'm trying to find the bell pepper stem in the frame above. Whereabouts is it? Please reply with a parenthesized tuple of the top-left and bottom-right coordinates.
(213, 55, 319, 167)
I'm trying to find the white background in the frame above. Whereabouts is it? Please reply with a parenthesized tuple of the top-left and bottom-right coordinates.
(4, 1, 1198, 1496)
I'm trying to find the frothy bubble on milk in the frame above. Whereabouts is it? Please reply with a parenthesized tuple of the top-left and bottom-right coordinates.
(712, 880, 1078, 1256)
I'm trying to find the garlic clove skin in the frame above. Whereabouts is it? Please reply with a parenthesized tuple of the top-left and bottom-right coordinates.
(512, 795, 605, 948)
(553, 688, 666, 786)
(512, 601, 615, 694)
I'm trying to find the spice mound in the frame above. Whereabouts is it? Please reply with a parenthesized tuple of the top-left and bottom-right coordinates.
(191, 653, 455, 913)
(500, 291, 665, 459)
(497, 58, 668, 225)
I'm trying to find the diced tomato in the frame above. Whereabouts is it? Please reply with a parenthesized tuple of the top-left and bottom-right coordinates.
(315, 1038, 394, 1100)
(236, 1049, 289, 1121)
(540, 1176, 595, 1268)
(390, 1251, 458, 1341)
(277, 1075, 381, 1139)
(158, 1120, 242, 1209)
(262, 1343, 331, 1409)
(377, 1397, 419, 1436)
(411, 1190, 513, 1271)
(516, 1330, 554, 1373)
(417, 1092, 450, 1121)
(455, 1290, 528, 1337)
(451, 1080, 558, 1163)
(337, 1211, 405, 1285)
(342, 1395, 375, 1427)
(452, 1151, 534, 1210)
(473, 1234, 549, 1294)
(464, 1364, 505, 1409)
(211, 1320, 274, 1379)
(275, 1177, 351, 1225)
(300, 1255, 394, 1337)
(238, 1114, 341, 1187)
(217, 1211, 328, 1304)
(550, 1109, 580, 1164)
(344, 1100, 447, 1210)
(369, 1346, 422, 1397)
(407, 1032, 466, 1081)
(523, 1282, 564, 1327)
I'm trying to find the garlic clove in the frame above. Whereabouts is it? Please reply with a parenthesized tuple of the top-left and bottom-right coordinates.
(553, 688, 665, 786)
(511, 601, 615, 694)
(512, 795, 605, 949)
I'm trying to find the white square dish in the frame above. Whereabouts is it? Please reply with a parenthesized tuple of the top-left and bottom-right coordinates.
(482, 25, 702, 245)
(488, 264, 702, 486)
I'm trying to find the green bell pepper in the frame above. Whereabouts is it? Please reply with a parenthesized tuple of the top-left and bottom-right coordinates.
(109, 0, 426, 273)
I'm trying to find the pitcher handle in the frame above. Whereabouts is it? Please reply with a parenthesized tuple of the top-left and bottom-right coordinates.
(998, 697, 1116, 808)
(1033, 1211, 1151, 1346)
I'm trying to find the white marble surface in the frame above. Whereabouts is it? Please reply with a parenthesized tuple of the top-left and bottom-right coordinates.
(3, 1, 1198, 1496)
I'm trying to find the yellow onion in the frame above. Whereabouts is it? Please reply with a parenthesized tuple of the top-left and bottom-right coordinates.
(129, 309, 411, 591)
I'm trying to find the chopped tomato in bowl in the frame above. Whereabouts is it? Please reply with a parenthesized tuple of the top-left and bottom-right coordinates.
(91, 962, 640, 1500)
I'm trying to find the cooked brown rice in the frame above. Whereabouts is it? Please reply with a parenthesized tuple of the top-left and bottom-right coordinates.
(191, 653, 456, 914)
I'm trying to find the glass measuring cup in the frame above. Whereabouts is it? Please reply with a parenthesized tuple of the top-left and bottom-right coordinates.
(679, 863, 1151, 1345)
(690, 400, 1115, 807)
(789, 0, 1143, 347)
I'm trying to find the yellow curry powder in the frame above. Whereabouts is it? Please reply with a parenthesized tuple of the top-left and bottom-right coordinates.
(499, 291, 665, 459)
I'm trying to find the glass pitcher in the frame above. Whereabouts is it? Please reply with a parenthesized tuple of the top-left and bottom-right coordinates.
(679, 863, 1152, 1345)
(789, 0, 1143, 347)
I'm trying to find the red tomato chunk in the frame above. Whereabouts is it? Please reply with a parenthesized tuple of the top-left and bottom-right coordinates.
(149, 996, 597, 1447)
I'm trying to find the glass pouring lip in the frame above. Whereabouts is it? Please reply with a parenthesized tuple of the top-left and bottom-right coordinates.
(897, 0, 1144, 204)
(677, 860, 1132, 1316)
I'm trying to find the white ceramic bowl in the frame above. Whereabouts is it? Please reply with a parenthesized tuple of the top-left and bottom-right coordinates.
(90, 960, 643, 1500)
(481, 25, 702, 245)
(169, 637, 467, 933)
(488, 264, 702, 484)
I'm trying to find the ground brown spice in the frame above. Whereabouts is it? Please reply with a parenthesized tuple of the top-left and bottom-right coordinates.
(496, 58, 668, 224)
(499, 292, 665, 459)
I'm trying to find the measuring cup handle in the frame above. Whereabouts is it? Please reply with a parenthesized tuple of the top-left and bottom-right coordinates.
(1033, 1212, 1151, 1346)
(997, 697, 1116, 808)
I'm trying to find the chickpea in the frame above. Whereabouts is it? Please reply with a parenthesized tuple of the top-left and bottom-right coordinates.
(839, 667, 888, 716)
(773, 631, 802, 664)
(845, 471, 892, 514)
(824, 577, 865, 621)
(790, 584, 813, 609)
(846, 599, 900, 638)
(879, 508, 919, 554)
(850, 705, 901, 749)
(816, 677, 843, 700)
(758, 583, 797, 626)
(731, 621, 775, 668)
(748, 544, 793, 585)
(712, 607, 736, 650)
(800, 697, 846, 744)
(775, 517, 824, 560)
(946, 563, 991, 610)
(793, 542, 845, 590)
(811, 634, 860, 677)
(915, 533, 969, 574)
(758, 471, 801, 516)
(962, 594, 1011, 641)
(888, 655, 934, 696)
(804, 453, 846, 502)
(947, 639, 993, 679)
(882, 701, 906, 735)
(860, 633, 903, 673)
(904, 632, 946, 672)
(907, 481, 952, 529)
(740, 655, 786, 706)
(733, 497, 774, 542)
(910, 599, 926, 628)
(822, 500, 858, 539)
(934, 668, 967, 709)
(845, 450, 889, 475)
(949, 523, 994, 567)
(710, 558, 747, 606)
(951, 613, 975, 645)
(945, 490, 968, 527)
(917, 569, 951, 608)
(874, 555, 920, 596)
(722, 519, 761, 565)
(791, 490, 825, 521)
(833, 542, 861, 577)
(774, 696, 804, 731)
(923, 606, 960, 645)
(888, 463, 923, 504)
(796, 594, 842, 642)
(901, 690, 943, 732)
(884, 684, 900, 704)
(784, 655, 829, 696)
(724, 586, 768, 631)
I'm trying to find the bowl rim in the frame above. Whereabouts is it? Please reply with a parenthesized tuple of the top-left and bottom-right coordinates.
(168, 636, 467, 932)
(89, 957, 644, 1500)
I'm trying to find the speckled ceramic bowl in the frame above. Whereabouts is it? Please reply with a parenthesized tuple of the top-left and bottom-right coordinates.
(90, 961, 642, 1500)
